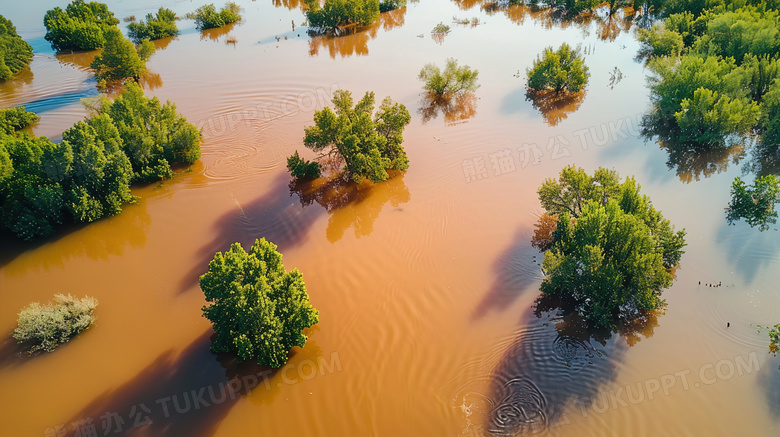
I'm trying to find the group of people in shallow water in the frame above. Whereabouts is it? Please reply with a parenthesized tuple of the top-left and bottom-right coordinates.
(699, 281, 722, 287)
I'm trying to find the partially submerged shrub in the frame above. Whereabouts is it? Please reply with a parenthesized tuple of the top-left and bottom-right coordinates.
(90, 27, 150, 81)
(128, 7, 178, 42)
(527, 43, 590, 94)
(192, 2, 242, 30)
(0, 107, 39, 135)
(13, 294, 98, 354)
(305, 0, 380, 32)
(287, 151, 322, 179)
(0, 15, 34, 81)
(432, 23, 450, 34)
(419, 58, 479, 95)
(43, 0, 120, 51)
(380, 0, 407, 12)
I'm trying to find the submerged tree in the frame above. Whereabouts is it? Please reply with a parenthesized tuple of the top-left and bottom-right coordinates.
(305, 0, 381, 33)
(527, 43, 590, 94)
(43, 0, 120, 51)
(0, 15, 33, 81)
(90, 27, 153, 81)
(128, 7, 178, 42)
(418, 58, 479, 96)
(291, 90, 411, 183)
(190, 2, 243, 30)
(200, 238, 320, 368)
(726, 175, 780, 231)
(13, 294, 98, 354)
(535, 166, 686, 328)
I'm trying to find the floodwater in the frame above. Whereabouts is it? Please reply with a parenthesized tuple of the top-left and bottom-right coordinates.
(1, 0, 780, 436)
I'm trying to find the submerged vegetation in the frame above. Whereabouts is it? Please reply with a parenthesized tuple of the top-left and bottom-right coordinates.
(305, 0, 381, 33)
(638, 4, 780, 229)
(190, 2, 243, 30)
(0, 83, 200, 240)
(527, 43, 589, 94)
(727, 175, 780, 230)
(43, 0, 120, 51)
(418, 58, 480, 96)
(13, 294, 98, 354)
(291, 90, 411, 183)
(91, 27, 154, 81)
(534, 166, 686, 328)
(0, 15, 33, 81)
(127, 7, 178, 42)
(200, 238, 319, 368)
(0, 107, 39, 135)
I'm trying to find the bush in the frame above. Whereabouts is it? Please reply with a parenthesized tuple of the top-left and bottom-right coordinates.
(380, 0, 407, 12)
(127, 7, 178, 42)
(302, 90, 411, 183)
(0, 107, 39, 135)
(90, 27, 150, 81)
(305, 0, 380, 31)
(418, 58, 479, 95)
(191, 2, 242, 30)
(13, 294, 98, 354)
(431, 23, 450, 34)
(0, 15, 33, 81)
(287, 151, 322, 179)
(527, 43, 590, 94)
(536, 166, 686, 328)
(200, 239, 319, 367)
(0, 83, 200, 240)
(43, 0, 120, 51)
(96, 81, 202, 181)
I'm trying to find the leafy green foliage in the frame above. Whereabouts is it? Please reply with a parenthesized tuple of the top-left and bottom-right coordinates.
(0, 107, 39, 135)
(536, 166, 686, 328)
(287, 150, 322, 179)
(13, 294, 98, 354)
(0, 83, 200, 240)
(527, 43, 590, 94)
(43, 0, 120, 51)
(379, 0, 407, 12)
(127, 8, 178, 42)
(0, 15, 33, 81)
(769, 324, 780, 355)
(301, 90, 411, 183)
(418, 58, 480, 96)
(726, 175, 780, 230)
(90, 27, 150, 81)
(96, 81, 202, 181)
(199, 239, 319, 368)
(191, 2, 243, 30)
(431, 23, 451, 34)
(305, 0, 380, 31)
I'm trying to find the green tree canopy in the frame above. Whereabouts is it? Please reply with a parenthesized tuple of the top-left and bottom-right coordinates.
(0, 84, 200, 240)
(0, 15, 33, 81)
(199, 238, 319, 368)
(535, 166, 686, 328)
(527, 43, 590, 94)
(726, 175, 780, 230)
(95, 81, 202, 181)
(418, 58, 480, 96)
(0, 107, 39, 135)
(305, 0, 381, 32)
(90, 27, 151, 81)
(44, 0, 120, 51)
(128, 7, 178, 42)
(296, 90, 411, 183)
(190, 2, 243, 30)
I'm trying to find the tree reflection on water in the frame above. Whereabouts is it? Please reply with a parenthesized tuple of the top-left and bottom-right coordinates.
(418, 91, 478, 125)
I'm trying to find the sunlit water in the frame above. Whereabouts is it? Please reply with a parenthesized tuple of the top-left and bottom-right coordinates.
(1, 1, 780, 436)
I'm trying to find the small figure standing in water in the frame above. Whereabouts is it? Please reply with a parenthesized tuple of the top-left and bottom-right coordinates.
(727, 322, 730, 328)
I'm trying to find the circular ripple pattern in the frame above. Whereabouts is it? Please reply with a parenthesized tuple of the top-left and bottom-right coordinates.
(488, 378, 548, 435)
(551, 335, 599, 370)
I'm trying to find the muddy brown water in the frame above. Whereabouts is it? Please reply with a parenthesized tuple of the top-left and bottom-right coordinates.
(2, 0, 780, 436)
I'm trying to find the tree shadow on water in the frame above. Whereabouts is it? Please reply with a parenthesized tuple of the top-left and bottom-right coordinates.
(178, 172, 326, 294)
(62, 329, 325, 436)
(288, 171, 411, 243)
(463, 295, 661, 435)
(471, 229, 544, 321)
(526, 89, 586, 127)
